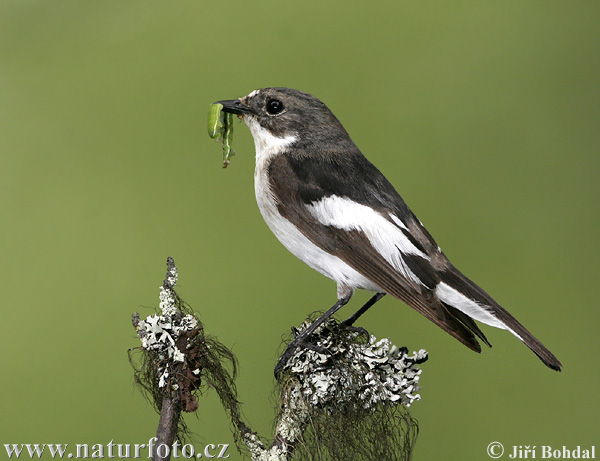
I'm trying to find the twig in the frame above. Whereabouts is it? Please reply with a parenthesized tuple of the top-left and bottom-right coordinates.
(154, 396, 181, 460)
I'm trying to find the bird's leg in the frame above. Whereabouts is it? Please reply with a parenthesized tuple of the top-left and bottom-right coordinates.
(274, 295, 351, 377)
(341, 292, 386, 328)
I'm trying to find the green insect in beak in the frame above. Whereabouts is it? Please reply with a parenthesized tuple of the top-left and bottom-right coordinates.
(207, 103, 224, 139)
(207, 103, 235, 168)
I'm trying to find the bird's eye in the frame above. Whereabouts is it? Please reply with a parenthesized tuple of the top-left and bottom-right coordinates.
(266, 99, 284, 115)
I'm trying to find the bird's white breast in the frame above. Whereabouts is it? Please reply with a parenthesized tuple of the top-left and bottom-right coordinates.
(245, 116, 379, 294)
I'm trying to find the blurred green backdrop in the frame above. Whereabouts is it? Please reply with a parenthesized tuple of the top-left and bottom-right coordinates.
(1, 1, 598, 460)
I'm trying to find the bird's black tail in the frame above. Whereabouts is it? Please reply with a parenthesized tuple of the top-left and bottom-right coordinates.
(437, 267, 562, 372)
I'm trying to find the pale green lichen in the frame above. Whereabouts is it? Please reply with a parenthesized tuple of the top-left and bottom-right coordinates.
(280, 320, 427, 410)
(273, 317, 426, 460)
(135, 264, 200, 388)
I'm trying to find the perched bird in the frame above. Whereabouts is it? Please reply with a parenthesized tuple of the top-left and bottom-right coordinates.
(216, 87, 562, 374)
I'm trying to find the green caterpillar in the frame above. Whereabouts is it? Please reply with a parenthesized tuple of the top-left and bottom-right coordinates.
(207, 103, 235, 168)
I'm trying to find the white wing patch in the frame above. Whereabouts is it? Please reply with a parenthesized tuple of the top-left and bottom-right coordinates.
(389, 213, 409, 231)
(435, 282, 523, 340)
(306, 195, 429, 286)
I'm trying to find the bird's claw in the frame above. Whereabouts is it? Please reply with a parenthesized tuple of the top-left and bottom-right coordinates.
(274, 334, 330, 378)
(274, 344, 296, 378)
(339, 321, 370, 339)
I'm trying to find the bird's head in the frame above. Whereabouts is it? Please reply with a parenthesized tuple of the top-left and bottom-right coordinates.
(216, 88, 354, 152)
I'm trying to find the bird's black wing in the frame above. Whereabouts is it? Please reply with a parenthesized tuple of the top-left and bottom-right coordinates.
(267, 150, 485, 352)
(268, 150, 562, 371)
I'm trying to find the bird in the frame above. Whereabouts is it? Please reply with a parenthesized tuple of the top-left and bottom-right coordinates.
(215, 87, 562, 374)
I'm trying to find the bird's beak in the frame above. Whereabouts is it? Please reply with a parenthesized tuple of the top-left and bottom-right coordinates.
(215, 99, 254, 115)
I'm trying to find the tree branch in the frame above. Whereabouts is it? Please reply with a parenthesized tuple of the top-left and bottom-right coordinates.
(131, 257, 427, 460)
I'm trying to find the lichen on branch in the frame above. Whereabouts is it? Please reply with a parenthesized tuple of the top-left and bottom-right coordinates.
(251, 317, 427, 460)
(130, 257, 242, 450)
(130, 258, 427, 461)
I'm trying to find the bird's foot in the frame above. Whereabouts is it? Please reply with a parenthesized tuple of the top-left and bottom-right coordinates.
(339, 318, 370, 339)
(274, 330, 329, 378)
(341, 324, 370, 338)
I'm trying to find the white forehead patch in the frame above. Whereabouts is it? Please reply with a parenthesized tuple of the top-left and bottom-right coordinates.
(246, 89, 260, 99)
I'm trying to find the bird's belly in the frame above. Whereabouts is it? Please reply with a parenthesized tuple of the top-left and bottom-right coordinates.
(254, 173, 379, 292)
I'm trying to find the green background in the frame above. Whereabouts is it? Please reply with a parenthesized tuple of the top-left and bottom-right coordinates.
(1, 1, 598, 460)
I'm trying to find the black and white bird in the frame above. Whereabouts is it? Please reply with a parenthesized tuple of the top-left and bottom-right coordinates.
(216, 87, 562, 373)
